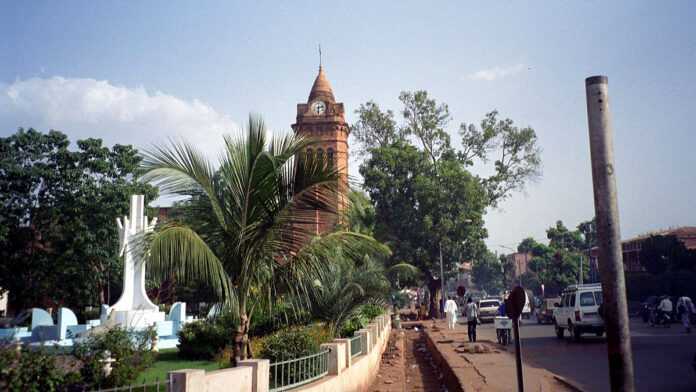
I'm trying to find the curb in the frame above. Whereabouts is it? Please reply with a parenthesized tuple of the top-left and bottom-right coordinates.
(553, 375, 586, 392)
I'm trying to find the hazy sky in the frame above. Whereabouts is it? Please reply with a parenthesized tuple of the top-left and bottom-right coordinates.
(2, 1, 695, 253)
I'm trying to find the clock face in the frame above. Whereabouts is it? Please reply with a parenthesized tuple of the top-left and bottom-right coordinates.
(311, 101, 326, 115)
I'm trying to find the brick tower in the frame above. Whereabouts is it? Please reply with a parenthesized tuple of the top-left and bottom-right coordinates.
(292, 66, 349, 235)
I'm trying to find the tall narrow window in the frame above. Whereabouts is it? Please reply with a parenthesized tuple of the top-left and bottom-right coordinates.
(317, 148, 324, 164)
(306, 148, 313, 161)
(327, 148, 335, 168)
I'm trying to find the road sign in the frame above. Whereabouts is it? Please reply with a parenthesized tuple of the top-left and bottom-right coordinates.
(506, 286, 526, 392)
(457, 286, 466, 297)
(507, 286, 526, 320)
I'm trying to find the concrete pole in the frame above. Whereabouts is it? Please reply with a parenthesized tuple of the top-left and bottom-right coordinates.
(440, 242, 446, 319)
(585, 75, 635, 392)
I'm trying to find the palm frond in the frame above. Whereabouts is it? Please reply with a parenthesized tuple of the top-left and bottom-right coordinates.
(140, 140, 227, 229)
(148, 224, 231, 301)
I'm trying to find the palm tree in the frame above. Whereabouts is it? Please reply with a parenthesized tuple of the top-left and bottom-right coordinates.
(141, 115, 386, 363)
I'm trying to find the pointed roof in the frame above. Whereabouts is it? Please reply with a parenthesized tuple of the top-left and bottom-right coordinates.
(308, 66, 335, 103)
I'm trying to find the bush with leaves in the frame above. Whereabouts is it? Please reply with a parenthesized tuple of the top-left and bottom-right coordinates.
(0, 345, 71, 392)
(338, 313, 368, 338)
(258, 325, 333, 363)
(360, 303, 384, 320)
(177, 320, 231, 360)
(72, 326, 155, 389)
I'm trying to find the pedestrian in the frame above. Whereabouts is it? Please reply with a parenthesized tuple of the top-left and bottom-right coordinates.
(444, 296, 458, 329)
(677, 296, 696, 333)
(465, 297, 479, 342)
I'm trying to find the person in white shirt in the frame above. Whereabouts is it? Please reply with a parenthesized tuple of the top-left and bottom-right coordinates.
(657, 295, 673, 323)
(676, 296, 695, 333)
(444, 296, 458, 329)
(465, 297, 479, 342)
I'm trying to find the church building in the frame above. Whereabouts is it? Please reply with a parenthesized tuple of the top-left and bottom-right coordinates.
(292, 66, 349, 235)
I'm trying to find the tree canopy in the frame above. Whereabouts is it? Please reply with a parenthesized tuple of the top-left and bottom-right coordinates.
(0, 128, 157, 312)
(354, 90, 542, 312)
(513, 219, 596, 296)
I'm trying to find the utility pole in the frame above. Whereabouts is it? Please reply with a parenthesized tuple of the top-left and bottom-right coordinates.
(579, 256, 584, 285)
(585, 75, 635, 391)
(440, 242, 446, 319)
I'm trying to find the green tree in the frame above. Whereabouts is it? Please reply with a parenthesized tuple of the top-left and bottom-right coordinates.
(356, 90, 541, 315)
(471, 251, 504, 294)
(639, 235, 696, 274)
(351, 101, 400, 157)
(515, 220, 594, 296)
(546, 220, 584, 251)
(344, 190, 376, 235)
(141, 115, 386, 364)
(0, 129, 157, 313)
(361, 140, 487, 316)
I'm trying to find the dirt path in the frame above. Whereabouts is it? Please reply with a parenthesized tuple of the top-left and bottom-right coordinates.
(369, 327, 446, 392)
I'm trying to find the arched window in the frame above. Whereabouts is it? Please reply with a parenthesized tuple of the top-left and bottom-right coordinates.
(316, 148, 324, 164)
(306, 148, 313, 161)
(327, 148, 335, 167)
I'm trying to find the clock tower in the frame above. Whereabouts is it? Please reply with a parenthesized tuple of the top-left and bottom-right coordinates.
(292, 66, 349, 235)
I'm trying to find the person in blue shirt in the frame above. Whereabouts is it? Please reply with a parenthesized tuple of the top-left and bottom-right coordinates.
(498, 301, 507, 317)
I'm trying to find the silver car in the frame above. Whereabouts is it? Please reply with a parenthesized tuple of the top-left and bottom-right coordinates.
(478, 299, 502, 322)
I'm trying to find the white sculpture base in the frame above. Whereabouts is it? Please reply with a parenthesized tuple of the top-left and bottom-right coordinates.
(112, 309, 165, 330)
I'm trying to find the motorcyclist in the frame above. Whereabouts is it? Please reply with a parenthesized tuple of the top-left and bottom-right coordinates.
(656, 295, 673, 324)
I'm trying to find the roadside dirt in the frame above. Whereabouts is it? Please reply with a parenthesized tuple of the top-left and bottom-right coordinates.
(369, 326, 447, 392)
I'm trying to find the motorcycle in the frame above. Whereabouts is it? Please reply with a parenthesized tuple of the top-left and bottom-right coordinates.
(649, 308, 672, 327)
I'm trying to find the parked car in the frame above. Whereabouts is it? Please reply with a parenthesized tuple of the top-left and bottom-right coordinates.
(478, 299, 502, 323)
(553, 283, 604, 341)
(536, 297, 560, 324)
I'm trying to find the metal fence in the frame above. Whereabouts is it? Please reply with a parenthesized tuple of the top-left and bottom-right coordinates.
(269, 349, 329, 392)
(349, 335, 362, 358)
(88, 379, 170, 392)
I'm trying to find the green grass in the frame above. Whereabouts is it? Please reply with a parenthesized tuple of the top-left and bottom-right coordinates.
(136, 349, 224, 383)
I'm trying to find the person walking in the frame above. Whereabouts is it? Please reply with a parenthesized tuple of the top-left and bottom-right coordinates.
(677, 296, 696, 333)
(444, 296, 458, 329)
(465, 297, 479, 342)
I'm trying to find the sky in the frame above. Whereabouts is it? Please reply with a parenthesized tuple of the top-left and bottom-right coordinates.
(1, 1, 695, 254)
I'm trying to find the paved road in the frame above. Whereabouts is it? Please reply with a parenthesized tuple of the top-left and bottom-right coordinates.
(475, 318, 696, 391)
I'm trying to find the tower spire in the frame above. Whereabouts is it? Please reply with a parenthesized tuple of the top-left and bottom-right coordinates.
(318, 44, 322, 69)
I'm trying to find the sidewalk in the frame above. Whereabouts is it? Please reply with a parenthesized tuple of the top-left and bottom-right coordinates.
(422, 320, 581, 392)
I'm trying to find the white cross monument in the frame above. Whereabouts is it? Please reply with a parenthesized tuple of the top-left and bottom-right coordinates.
(107, 194, 165, 329)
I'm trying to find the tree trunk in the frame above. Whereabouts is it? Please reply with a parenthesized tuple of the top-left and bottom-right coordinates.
(427, 277, 441, 319)
(233, 313, 250, 366)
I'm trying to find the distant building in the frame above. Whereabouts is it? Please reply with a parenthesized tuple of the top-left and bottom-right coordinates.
(292, 65, 349, 237)
(589, 226, 696, 274)
(507, 252, 532, 280)
(452, 261, 473, 291)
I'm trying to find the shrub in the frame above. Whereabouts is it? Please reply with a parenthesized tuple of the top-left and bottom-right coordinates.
(338, 314, 368, 338)
(259, 326, 323, 363)
(177, 320, 230, 360)
(359, 303, 384, 320)
(73, 326, 156, 389)
(0, 345, 70, 392)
